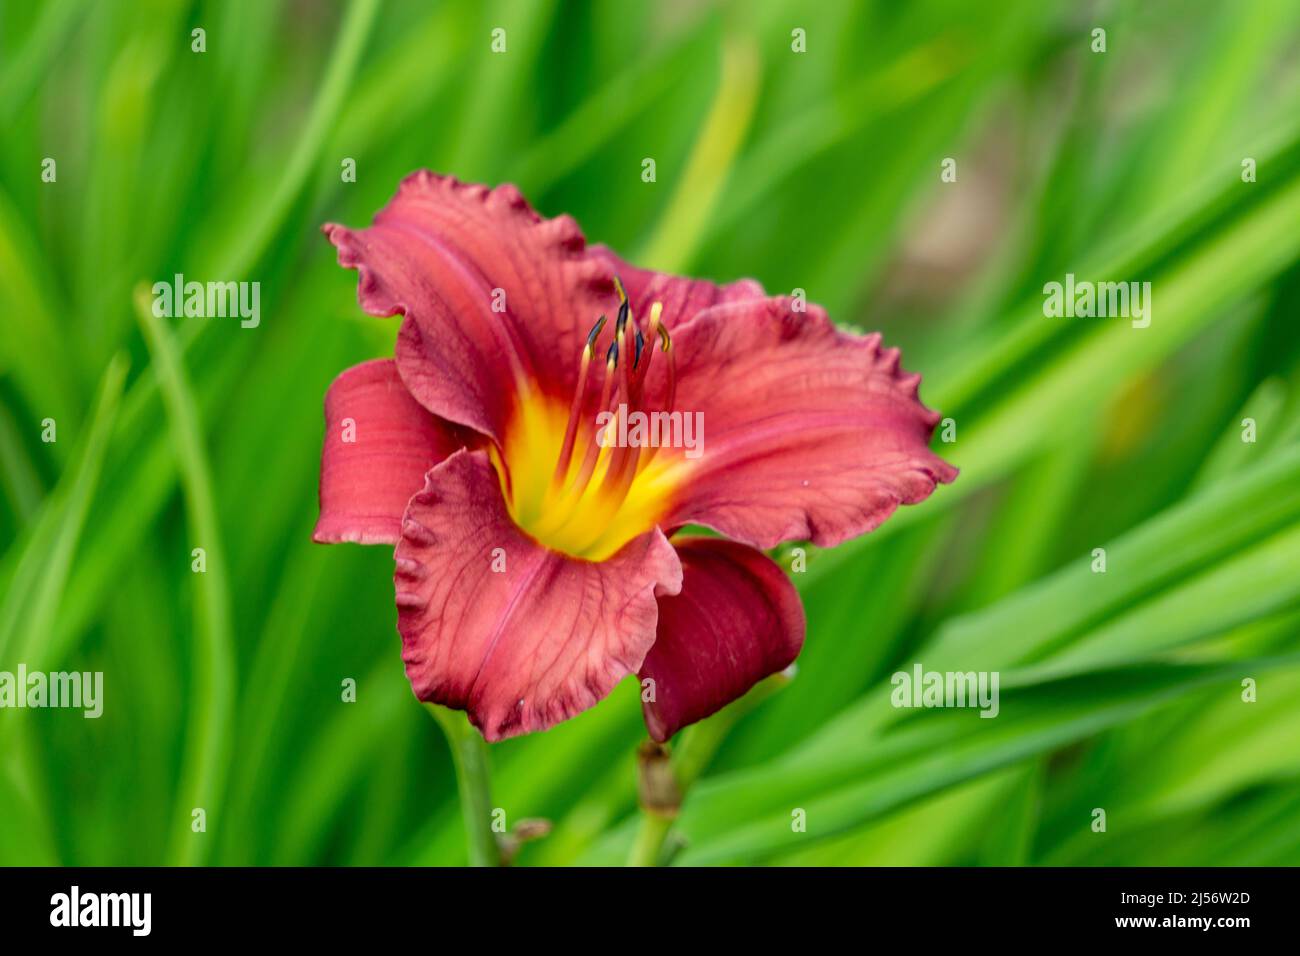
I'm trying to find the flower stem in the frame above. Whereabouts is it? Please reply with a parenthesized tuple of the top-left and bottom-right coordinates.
(628, 811, 675, 868)
(626, 671, 793, 866)
(628, 741, 680, 867)
(426, 705, 502, 867)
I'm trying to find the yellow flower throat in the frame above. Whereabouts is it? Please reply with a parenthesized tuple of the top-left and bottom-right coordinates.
(492, 289, 690, 562)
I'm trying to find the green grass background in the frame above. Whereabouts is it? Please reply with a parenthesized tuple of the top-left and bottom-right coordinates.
(2, 0, 1299, 866)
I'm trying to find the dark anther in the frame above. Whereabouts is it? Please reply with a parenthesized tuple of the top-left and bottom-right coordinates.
(585, 315, 607, 352)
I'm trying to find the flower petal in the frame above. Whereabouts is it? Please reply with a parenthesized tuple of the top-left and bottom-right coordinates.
(639, 537, 805, 742)
(591, 248, 767, 331)
(395, 449, 682, 741)
(657, 296, 957, 549)
(313, 359, 472, 545)
(323, 171, 616, 441)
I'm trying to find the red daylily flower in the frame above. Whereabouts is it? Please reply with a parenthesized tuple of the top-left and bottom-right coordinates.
(315, 171, 956, 742)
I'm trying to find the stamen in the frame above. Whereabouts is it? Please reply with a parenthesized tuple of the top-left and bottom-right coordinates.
(602, 292, 640, 492)
(662, 338, 676, 407)
(652, 305, 669, 351)
(635, 303, 664, 386)
(639, 316, 674, 468)
(621, 302, 661, 422)
(551, 315, 607, 487)
(540, 281, 680, 553)
(587, 314, 609, 350)
(570, 305, 666, 551)
(617, 306, 633, 407)
(599, 425, 642, 514)
(565, 345, 620, 501)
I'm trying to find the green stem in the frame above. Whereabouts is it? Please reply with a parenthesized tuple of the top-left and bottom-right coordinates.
(628, 812, 675, 868)
(626, 671, 792, 867)
(427, 705, 501, 867)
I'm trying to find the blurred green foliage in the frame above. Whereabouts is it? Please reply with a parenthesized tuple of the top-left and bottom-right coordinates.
(1, 0, 1299, 866)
